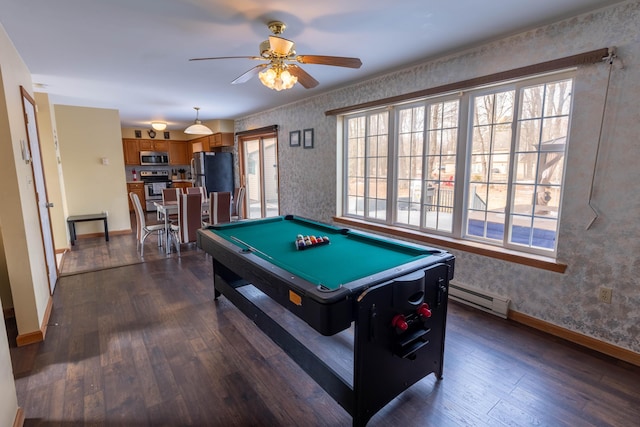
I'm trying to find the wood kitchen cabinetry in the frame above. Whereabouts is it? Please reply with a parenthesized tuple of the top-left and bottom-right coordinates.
(172, 181, 192, 191)
(123, 134, 232, 168)
(169, 141, 189, 165)
(127, 182, 145, 213)
(123, 139, 140, 165)
(139, 139, 168, 151)
(211, 132, 234, 148)
(189, 135, 210, 155)
(188, 132, 234, 157)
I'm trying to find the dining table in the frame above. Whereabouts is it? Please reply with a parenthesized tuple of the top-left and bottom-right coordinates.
(154, 200, 210, 254)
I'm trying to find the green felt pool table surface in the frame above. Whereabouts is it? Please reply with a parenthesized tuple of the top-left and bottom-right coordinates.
(204, 215, 438, 290)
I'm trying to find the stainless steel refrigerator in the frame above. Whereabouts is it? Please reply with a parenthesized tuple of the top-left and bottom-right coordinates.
(191, 152, 234, 195)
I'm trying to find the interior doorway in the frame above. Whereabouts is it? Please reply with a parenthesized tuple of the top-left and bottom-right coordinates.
(21, 87, 58, 294)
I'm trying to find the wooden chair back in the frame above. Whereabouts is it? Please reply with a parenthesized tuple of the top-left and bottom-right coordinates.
(162, 188, 182, 203)
(177, 193, 202, 244)
(208, 191, 231, 225)
(232, 186, 246, 220)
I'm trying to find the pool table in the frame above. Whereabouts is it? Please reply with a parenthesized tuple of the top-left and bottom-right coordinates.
(197, 215, 455, 426)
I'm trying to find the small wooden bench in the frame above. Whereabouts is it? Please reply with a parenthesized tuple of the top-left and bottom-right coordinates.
(67, 213, 109, 246)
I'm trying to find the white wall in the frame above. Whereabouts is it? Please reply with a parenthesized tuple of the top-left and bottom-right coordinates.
(235, 1, 640, 355)
(55, 105, 131, 235)
(0, 303, 18, 427)
(0, 19, 51, 341)
(0, 21, 35, 427)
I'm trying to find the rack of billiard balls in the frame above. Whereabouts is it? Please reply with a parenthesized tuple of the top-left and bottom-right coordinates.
(295, 234, 330, 250)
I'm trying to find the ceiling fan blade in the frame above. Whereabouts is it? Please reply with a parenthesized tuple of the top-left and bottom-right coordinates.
(288, 65, 319, 89)
(295, 55, 362, 69)
(189, 56, 263, 62)
(269, 36, 295, 56)
(231, 64, 268, 84)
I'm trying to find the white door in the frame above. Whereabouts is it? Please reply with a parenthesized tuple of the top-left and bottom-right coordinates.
(21, 87, 58, 293)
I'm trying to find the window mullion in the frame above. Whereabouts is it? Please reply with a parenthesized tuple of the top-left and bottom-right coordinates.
(456, 93, 472, 239)
(387, 108, 397, 224)
(363, 116, 371, 218)
(503, 88, 521, 247)
(419, 106, 428, 229)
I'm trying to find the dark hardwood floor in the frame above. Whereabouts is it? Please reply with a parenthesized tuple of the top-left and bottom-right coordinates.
(7, 217, 640, 426)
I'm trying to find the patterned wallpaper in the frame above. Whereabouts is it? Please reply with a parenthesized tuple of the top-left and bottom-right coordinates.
(235, 1, 640, 354)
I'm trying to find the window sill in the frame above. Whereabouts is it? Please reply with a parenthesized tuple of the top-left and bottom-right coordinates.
(332, 216, 567, 274)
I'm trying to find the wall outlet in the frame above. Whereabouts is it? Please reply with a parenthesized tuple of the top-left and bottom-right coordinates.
(598, 287, 612, 304)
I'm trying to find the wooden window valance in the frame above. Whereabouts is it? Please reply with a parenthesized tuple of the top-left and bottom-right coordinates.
(235, 125, 279, 139)
(325, 48, 611, 116)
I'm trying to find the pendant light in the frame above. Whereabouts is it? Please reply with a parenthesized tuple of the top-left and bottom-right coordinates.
(184, 107, 213, 135)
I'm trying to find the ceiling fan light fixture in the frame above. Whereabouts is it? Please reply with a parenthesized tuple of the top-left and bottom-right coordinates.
(258, 66, 297, 91)
(151, 122, 167, 131)
(184, 107, 213, 135)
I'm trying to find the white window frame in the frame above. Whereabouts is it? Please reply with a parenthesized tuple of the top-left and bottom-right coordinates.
(341, 70, 575, 257)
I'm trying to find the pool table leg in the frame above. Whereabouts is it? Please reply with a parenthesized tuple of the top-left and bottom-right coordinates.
(212, 261, 245, 300)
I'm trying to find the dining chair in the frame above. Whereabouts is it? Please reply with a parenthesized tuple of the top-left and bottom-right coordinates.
(162, 187, 182, 202)
(231, 186, 246, 221)
(161, 187, 181, 221)
(169, 193, 202, 256)
(187, 186, 209, 221)
(129, 192, 165, 257)
(206, 191, 231, 225)
(186, 186, 204, 196)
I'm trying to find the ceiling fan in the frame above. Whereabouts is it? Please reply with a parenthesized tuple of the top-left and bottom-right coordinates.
(189, 21, 362, 91)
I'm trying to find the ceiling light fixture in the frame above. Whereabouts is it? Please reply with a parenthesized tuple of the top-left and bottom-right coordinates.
(184, 107, 213, 135)
(258, 61, 297, 91)
(151, 122, 167, 131)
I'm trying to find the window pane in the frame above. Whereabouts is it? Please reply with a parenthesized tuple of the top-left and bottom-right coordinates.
(420, 100, 458, 231)
(544, 79, 573, 116)
(466, 89, 514, 245)
(396, 105, 425, 227)
(516, 118, 541, 152)
(472, 126, 492, 153)
(509, 78, 571, 251)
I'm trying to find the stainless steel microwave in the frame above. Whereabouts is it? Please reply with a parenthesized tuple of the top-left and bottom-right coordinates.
(140, 151, 169, 166)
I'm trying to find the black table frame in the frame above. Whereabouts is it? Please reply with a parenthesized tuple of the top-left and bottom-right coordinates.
(197, 220, 455, 426)
(67, 213, 109, 245)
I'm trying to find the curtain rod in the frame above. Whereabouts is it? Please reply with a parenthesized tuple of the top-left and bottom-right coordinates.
(325, 48, 611, 116)
(235, 125, 279, 137)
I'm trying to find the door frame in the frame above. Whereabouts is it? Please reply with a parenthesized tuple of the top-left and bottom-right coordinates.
(237, 127, 280, 219)
(20, 86, 58, 294)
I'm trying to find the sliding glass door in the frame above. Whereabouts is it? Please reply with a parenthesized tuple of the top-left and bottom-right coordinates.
(239, 132, 279, 219)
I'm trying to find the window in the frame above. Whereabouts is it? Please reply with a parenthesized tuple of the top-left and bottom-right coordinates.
(346, 111, 389, 220)
(342, 71, 574, 255)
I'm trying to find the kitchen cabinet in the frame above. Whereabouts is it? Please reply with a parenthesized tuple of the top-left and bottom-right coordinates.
(189, 135, 210, 155)
(123, 139, 140, 165)
(211, 132, 234, 148)
(139, 139, 168, 151)
(169, 141, 189, 165)
(188, 132, 234, 157)
(127, 182, 145, 213)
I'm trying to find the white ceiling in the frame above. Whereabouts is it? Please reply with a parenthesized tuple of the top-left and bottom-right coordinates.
(0, 0, 623, 130)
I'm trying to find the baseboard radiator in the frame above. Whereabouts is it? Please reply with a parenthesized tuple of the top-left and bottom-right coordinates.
(448, 281, 510, 318)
